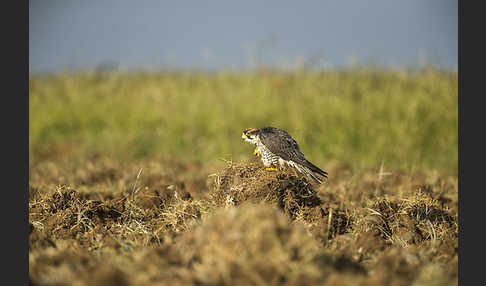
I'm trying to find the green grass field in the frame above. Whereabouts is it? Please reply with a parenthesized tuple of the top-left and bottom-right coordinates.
(29, 67, 458, 285)
(30, 67, 457, 173)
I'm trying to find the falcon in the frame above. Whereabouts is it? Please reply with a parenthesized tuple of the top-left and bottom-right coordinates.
(242, 127, 328, 184)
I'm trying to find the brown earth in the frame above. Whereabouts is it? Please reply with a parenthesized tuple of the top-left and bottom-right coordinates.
(29, 158, 458, 286)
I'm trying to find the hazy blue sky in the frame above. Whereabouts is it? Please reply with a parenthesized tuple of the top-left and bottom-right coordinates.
(29, 0, 457, 73)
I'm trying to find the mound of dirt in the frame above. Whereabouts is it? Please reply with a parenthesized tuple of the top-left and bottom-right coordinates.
(210, 162, 353, 240)
(171, 203, 366, 285)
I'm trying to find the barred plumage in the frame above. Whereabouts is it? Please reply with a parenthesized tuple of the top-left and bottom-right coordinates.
(242, 127, 328, 184)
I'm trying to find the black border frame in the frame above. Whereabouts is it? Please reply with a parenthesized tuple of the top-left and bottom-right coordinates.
(3, 0, 29, 284)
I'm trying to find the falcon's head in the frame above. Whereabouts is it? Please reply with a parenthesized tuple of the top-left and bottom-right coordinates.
(242, 128, 259, 144)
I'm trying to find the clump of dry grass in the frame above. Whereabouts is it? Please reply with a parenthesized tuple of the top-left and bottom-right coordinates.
(355, 191, 457, 249)
(29, 182, 204, 254)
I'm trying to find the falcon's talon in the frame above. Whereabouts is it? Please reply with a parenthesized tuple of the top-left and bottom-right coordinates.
(253, 150, 261, 157)
(265, 167, 278, 171)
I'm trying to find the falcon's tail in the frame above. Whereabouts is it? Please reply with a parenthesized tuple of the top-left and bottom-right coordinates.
(305, 160, 328, 184)
(292, 160, 328, 184)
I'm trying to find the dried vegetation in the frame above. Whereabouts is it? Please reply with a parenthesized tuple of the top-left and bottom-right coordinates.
(29, 158, 457, 285)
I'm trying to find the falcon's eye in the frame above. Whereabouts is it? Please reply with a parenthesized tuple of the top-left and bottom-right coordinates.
(243, 128, 257, 138)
